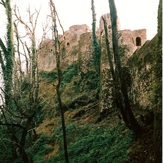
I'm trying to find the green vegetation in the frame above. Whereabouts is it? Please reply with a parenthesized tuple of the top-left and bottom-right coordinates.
(62, 62, 78, 83)
(39, 62, 78, 83)
(28, 123, 132, 163)
(91, 0, 101, 75)
(39, 62, 99, 112)
(0, 0, 161, 162)
(40, 71, 58, 80)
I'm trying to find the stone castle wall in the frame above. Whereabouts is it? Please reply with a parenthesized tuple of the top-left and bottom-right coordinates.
(38, 13, 147, 72)
(37, 13, 147, 113)
(38, 24, 91, 71)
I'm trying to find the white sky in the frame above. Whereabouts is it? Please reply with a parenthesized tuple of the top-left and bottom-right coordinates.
(0, 0, 159, 40)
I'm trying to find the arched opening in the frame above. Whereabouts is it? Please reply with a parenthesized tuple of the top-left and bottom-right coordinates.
(136, 37, 141, 46)
(67, 42, 70, 46)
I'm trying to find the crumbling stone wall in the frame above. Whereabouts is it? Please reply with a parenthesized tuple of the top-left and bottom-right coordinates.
(128, 35, 158, 110)
(99, 14, 147, 113)
(38, 13, 146, 72)
(37, 13, 148, 114)
(78, 32, 93, 73)
(37, 39, 55, 71)
(38, 24, 91, 71)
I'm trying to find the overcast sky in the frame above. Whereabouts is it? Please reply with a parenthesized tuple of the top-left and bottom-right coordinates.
(0, 0, 159, 40)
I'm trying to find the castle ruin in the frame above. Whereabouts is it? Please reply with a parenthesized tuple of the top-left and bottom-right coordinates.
(38, 13, 146, 72)
(37, 13, 147, 112)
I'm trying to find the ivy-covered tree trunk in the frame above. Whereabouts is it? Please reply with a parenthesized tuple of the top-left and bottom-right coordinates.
(50, 1, 69, 163)
(0, 1, 41, 162)
(102, 17, 130, 127)
(0, 0, 14, 108)
(0, 1, 15, 160)
(108, 0, 142, 134)
(91, 0, 101, 75)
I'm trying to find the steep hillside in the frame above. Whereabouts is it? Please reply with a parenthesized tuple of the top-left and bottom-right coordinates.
(32, 29, 162, 162)
(32, 1, 161, 162)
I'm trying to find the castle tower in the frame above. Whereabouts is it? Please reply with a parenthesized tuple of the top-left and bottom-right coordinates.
(99, 13, 121, 31)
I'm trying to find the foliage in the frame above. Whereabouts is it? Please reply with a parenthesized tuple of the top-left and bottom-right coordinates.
(62, 62, 78, 83)
(49, 123, 132, 163)
(39, 71, 58, 81)
(0, 126, 13, 163)
(39, 62, 78, 84)
(28, 123, 132, 162)
(45, 63, 100, 112)
(91, 0, 101, 75)
(60, 69, 99, 110)
(27, 134, 53, 163)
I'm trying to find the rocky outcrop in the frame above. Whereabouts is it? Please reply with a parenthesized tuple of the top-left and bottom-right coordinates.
(128, 35, 159, 110)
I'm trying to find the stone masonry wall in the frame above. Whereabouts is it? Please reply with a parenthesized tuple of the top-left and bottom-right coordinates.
(38, 13, 146, 72)
(37, 13, 147, 113)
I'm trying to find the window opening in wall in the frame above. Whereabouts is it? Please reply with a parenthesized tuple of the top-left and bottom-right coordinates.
(136, 37, 141, 46)
(67, 42, 70, 46)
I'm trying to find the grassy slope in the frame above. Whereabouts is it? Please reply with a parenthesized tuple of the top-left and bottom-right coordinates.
(33, 61, 134, 163)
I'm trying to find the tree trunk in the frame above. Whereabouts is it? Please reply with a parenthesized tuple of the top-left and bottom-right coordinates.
(1, 0, 14, 108)
(91, 0, 101, 75)
(102, 17, 131, 127)
(50, 1, 69, 162)
(108, 0, 142, 134)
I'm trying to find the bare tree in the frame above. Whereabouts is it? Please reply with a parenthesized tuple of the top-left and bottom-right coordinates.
(49, 0, 69, 163)
(0, 2, 42, 162)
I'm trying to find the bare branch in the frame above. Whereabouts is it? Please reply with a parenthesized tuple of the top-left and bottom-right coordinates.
(0, 0, 5, 7)
(14, 5, 32, 35)
(33, 8, 41, 31)
(56, 11, 64, 34)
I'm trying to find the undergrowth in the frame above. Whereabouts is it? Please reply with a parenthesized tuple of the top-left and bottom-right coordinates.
(30, 123, 133, 163)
